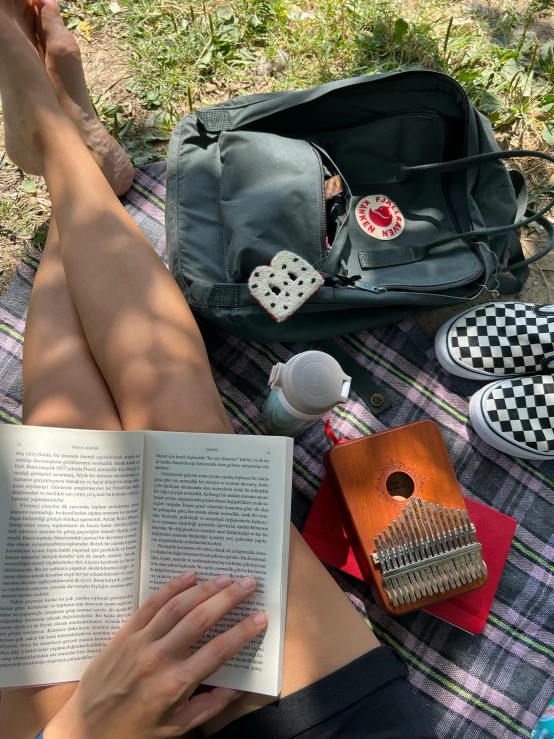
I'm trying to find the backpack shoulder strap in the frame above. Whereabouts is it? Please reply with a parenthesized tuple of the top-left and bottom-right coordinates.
(496, 168, 554, 293)
(496, 169, 529, 294)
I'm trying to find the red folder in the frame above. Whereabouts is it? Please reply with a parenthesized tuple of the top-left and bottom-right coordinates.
(303, 473, 517, 634)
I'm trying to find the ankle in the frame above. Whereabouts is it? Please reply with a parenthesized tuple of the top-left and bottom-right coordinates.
(32, 108, 80, 172)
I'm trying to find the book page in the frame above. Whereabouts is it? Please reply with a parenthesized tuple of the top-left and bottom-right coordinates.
(140, 432, 293, 696)
(0, 426, 144, 688)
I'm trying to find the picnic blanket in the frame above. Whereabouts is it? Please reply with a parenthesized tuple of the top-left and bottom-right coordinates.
(1, 161, 553, 739)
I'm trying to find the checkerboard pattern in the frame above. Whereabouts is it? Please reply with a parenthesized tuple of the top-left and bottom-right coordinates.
(449, 302, 554, 375)
(484, 375, 554, 453)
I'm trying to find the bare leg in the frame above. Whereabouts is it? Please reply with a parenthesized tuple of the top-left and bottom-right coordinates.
(203, 530, 379, 735)
(2, 4, 127, 732)
(34, 0, 134, 194)
(23, 218, 123, 430)
(22, 0, 134, 429)
(0, 5, 378, 738)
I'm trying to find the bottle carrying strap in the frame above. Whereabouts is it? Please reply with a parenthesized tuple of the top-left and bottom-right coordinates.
(318, 339, 392, 415)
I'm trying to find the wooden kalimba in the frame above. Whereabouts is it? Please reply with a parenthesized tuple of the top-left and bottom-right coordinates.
(324, 420, 488, 615)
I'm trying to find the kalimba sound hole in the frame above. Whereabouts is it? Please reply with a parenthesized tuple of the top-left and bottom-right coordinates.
(386, 471, 414, 501)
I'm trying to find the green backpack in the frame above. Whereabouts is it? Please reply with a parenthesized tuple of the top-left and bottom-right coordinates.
(166, 70, 554, 342)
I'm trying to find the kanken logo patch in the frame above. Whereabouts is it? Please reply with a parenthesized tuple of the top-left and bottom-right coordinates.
(355, 195, 404, 240)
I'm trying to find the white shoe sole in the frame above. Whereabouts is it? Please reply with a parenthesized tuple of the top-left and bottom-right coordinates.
(469, 384, 554, 461)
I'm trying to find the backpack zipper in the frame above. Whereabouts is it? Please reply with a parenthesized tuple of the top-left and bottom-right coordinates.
(310, 143, 352, 257)
(310, 145, 328, 257)
(278, 109, 451, 137)
(351, 269, 483, 294)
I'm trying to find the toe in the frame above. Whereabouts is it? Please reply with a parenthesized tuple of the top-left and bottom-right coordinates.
(13, 0, 38, 48)
(35, 0, 80, 57)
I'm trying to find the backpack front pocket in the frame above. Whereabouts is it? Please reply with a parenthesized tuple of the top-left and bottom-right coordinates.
(218, 131, 328, 283)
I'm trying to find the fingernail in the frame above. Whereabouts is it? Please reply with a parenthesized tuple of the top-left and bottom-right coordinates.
(181, 570, 195, 582)
(252, 612, 267, 626)
(239, 576, 256, 590)
(215, 575, 231, 588)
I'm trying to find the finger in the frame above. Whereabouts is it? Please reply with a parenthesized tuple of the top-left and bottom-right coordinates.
(170, 688, 242, 732)
(160, 576, 259, 652)
(122, 571, 197, 635)
(176, 611, 268, 688)
(145, 575, 233, 641)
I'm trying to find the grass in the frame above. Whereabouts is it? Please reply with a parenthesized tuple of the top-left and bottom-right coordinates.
(64, 0, 554, 181)
(0, 0, 553, 292)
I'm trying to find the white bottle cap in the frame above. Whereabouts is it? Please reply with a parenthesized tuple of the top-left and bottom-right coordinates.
(268, 351, 351, 416)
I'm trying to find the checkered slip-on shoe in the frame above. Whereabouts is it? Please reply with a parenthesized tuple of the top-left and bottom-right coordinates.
(435, 302, 554, 380)
(469, 375, 554, 460)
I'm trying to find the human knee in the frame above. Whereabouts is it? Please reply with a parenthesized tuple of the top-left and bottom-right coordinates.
(22, 395, 122, 431)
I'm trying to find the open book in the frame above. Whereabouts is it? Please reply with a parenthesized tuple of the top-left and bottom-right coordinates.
(0, 426, 293, 696)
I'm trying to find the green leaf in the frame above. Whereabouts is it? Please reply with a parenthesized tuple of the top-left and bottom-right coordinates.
(119, 118, 135, 139)
(145, 90, 163, 107)
(455, 67, 480, 83)
(141, 130, 171, 142)
(196, 45, 213, 69)
(21, 178, 38, 195)
(154, 109, 181, 131)
(215, 6, 236, 23)
(538, 39, 554, 73)
(500, 58, 524, 81)
(479, 90, 503, 115)
(356, 32, 376, 50)
(496, 107, 519, 126)
(126, 79, 142, 94)
(101, 103, 125, 117)
(123, 140, 162, 166)
(372, 33, 388, 49)
(540, 93, 554, 115)
(393, 18, 409, 43)
(542, 122, 554, 146)
(217, 24, 240, 43)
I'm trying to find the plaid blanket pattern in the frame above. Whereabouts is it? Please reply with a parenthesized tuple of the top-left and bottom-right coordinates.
(0, 161, 553, 739)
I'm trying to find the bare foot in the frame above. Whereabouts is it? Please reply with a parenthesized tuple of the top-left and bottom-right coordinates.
(13, 0, 38, 48)
(34, 0, 134, 195)
(0, 0, 66, 175)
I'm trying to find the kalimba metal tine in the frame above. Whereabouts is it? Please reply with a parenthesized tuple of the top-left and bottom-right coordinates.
(407, 502, 441, 594)
(452, 509, 477, 580)
(445, 507, 470, 583)
(393, 519, 422, 600)
(417, 498, 450, 591)
(430, 502, 461, 589)
(372, 497, 486, 608)
(398, 514, 428, 597)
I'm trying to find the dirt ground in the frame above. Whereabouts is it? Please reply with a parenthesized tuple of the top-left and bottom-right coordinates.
(0, 9, 553, 338)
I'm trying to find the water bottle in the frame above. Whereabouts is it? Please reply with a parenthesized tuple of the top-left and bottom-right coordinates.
(262, 351, 351, 437)
(533, 697, 554, 739)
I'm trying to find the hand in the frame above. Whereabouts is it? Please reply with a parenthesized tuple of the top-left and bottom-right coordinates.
(44, 572, 267, 739)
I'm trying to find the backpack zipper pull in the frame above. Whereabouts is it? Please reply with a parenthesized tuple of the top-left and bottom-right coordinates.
(356, 281, 387, 294)
(322, 273, 386, 293)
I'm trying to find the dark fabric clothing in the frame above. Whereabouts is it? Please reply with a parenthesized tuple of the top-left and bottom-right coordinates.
(211, 646, 438, 738)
